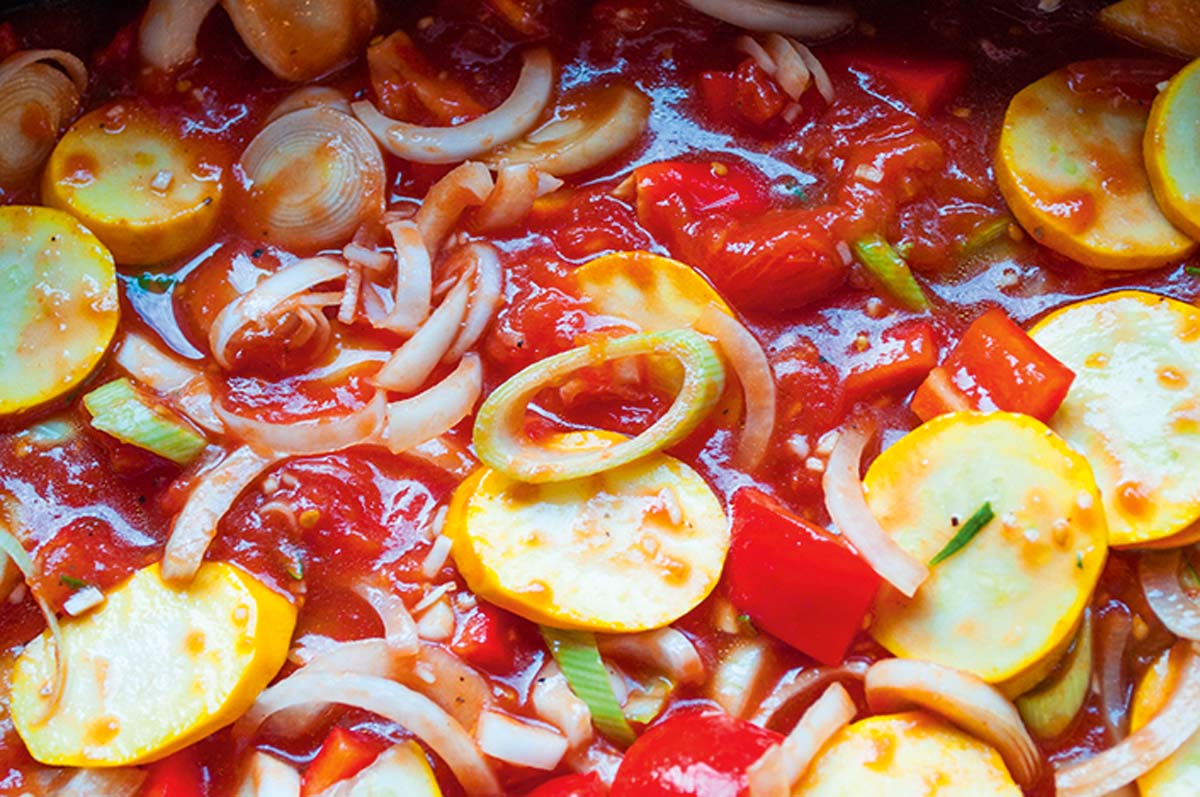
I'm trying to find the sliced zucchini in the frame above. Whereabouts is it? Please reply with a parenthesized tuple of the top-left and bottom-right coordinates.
(1016, 612, 1093, 738)
(572, 251, 731, 331)
(1145, 58, 1200, 239)
(11, 562, 296, 766)
(0, 205, 118, 415)
(445, 431, 729, 632)
(83, 378, 207, 465)
(43, 102, 224, 266)
(794, 712, 1022, 796)
(996, 60, 1195, 271)
(1030, 291, 1200, 547)
(1130, 641, 1200, 797)
(1100, 0, 1200, 58)
(865, 411, 1107, 695)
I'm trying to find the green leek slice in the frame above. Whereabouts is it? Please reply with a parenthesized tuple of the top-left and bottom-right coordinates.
(853, 234, 930, 312)
(1016, 612, 1093, 739)
(83, 379, 207, 465)
(541, 626, 636, 747)
(474, 330, 724, 483)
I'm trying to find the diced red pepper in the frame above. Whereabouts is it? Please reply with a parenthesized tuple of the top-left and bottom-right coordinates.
(842, 321, 938, 405)
(844, 51, 968, 116)
(525, 772, 608, 797)
(301, 728, 385, 796)
(451, 600, 534, 674)
(142, 748, 206, 797)
(634, 160, 772, 248)
(725, 489, 880, 665)
(910, 307, 1075, 423)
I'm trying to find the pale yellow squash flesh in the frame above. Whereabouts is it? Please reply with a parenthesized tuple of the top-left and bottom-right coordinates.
(43, 102, 224, 266)
(1030, 291, 1200, 548)
(996, 61, 1195, 271)
(1100, 0, 1200, 58)
(572, 251, 731, 331)
(11, 562, 296, 767)
(793, 712, 1021, 796)
(322, 741, 442, 797)
(1130, 641, 1200, 797)
(0, 205, 118, 415)
(445, 431, 729, 632)
(1145, 58, 1200, 240)
(865, 412, 1107, 694)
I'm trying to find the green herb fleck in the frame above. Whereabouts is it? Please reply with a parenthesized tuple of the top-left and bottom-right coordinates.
(1186, 265, 1200, 277)
(1075, 551, 1084, 570)
(135, 273, 175, 294)
(930, 502, 994, 566)
(59, 575, 89, 590)
(286, 557, 305, 581)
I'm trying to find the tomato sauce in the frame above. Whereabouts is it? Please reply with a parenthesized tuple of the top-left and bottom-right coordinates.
(0, 0, 1197, 794)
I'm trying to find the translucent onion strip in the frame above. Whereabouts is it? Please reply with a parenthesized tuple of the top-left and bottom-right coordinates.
(476, 710, 569, 770)
(864, 658, 1043, 788)
(748, 683, 857, 797)
(114, 333, 224, 433)
(823, 422, 929, 597)
(352, 48, 555, 164)
(375, 277, 472, 393)
(233, 752, 300, 797)
(0, 524, 66, 725)
(532, 661, 594, 749)
(1056, 643, 1200, 797)
(445, 243, 505, 362)
(239, 106, 385, 252)
(474, 330, 725, 483)
(414, 161, 495, 254)
(694, 304, 776, 470)
(0, 49, 87, 189)
(235, 671, 501, 796)
(138, 0, 219, 71)
(681, 0, 856, 41)
(751, 661, 869, 731)
(217, 391, 385, 456)
(1141, 549, 1200, 640)
(162, 446, 278, 583)
(472, 163, 541, 232)
(381, 354, 482, 454)
(596, 628, 705, 685)
(381, 219, 432, 334)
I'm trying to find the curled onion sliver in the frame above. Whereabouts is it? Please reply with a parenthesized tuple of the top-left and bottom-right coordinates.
(864, 658, 1043, 788)
(0, 524, 66, 725)
(381, 219, 432, 334)
(236, 670, 501, 796)
(1056, 642, 1200, 797)
(381, 354, 482, 454)
(374, 276, 472, 393)
(138, 0, 218, 71)
(823, 422, 929, 597)
(748, 683, 857, 797)
(446, 243, 505, 362)
(474, 330, 725, 483)
(596, 628, 705, 685)
(414, 160, 495, 254)
(476, 710, 569, 770)
(751, 661, 869, 731)
(217, 391, 385, 456)
(1141, 549, 1200, 640)
(532, 662, 593, 749)
(681, 0, 856, 41)
(352, 48, 554, 164)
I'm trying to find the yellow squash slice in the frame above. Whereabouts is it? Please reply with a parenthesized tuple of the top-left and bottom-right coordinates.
(794, 712, 1022, 796)
(996, 61, 1195, 271)
(1030, 291, 1200, 548)
(445, 431, 729, 632)
(1130, 641, 1200, 797)
(865, 412, 1107, 694)
(11, 562, 296, 767)
(1145, 58, 1200, 240)
(43, 102, 224, 266)
(0, 205, 117, 415)
(322, 741, 442, 797)
(572, 251, 731, 331)
(1100, 0, 1200, 58)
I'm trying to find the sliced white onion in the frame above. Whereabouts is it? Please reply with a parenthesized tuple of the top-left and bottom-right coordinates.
(209, 256, 346, 369)
(489, 81, 650, 176)
(597, 628, 705, 685)
(1056, 643, 1200, 797)
(748, 683, 857, 797)
(422, 532, 453, 579)
(864, 658, 1043, 788)
(54, 767, 148, 797)
(1141, 549, 1200, 640)
(355, 582, 420, 655)
(414, 161, 495, 254)
(352, 48, 555, 164)
(1098, 606, 1134, 741)
(162, 446, 278, 582)
(736, 35, 775, 73)
(764, 33, 812, 100)
(139, 0, 219, 71)
(399, 643, 494, 731)
(115, 333, 224, 434)
(712, 638, 771, 718)
(239, 107, 385, 252)
(237, 670, 500, 795)
(416, 598, 456, 641)
(375, 279, 472, 393)
(823, 422, 929, 597)
(221, 0, 378, 82)
(473, 162, 540, 232)
(379, 219, 433, 334)
(682, 0, 855, 41)
(338, 260, 362, 324)
(405, 435, 479, 479)
(792, 38, 835, 103)
(751, 661, 869, 730)
(380, 355, 482, 454)
(343, 241, 392, 275)
(694, 304, 776, 470)
(233, 751, 301, 797)
(477, 710, 569, 771)
(533, 661, 594, 749)
(0, 524, 66, 724)
(0, 50, 87, 189)
(446, 243, 504, 362)
(218, 391, 384, 456)
(267, 86, 352, 123)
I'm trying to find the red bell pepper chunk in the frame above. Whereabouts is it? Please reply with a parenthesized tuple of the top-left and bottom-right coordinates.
(301, 727, 385, 796)
(842, 321, 938, 405)
(725, 489, 880, 666)
(845, 52, 968, 116)
(142, 748, 206, 797)
(910, 307, 1075, 423)
(525, 772, 608, 797)
(611, 710, 781, 797)
(451, 600, 533, 674)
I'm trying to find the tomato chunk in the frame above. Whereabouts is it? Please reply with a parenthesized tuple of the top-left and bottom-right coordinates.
(452, 600, 538, 674)
(635, 160, 772, 248)
(525, 772, 608, 797)
(725, 489, 880, 665)
(910, 307, 1075, 423)
(611, 710, 782, 797)
(142, 748, 206, 797)
(301, 727, 385, 796)
(843, 321, 938, 404)
(844, 51, 968, 116)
